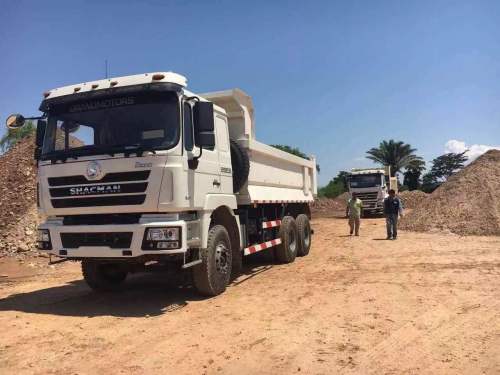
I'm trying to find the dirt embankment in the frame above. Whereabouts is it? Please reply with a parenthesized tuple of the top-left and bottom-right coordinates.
(400, 150, 500, 236)
(0, 137, 42, 258)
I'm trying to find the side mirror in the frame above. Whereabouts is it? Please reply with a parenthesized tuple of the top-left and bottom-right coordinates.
(6, 114, 25, 129)
(197, 131, 215, 149)
(193, 101, 215, 148)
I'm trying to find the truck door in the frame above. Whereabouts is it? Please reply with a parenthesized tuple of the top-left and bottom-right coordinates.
(183, 101, 221, 208)
(215, 115, 232, 194)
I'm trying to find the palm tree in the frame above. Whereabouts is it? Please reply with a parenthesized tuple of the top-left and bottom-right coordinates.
(366, 140, 420, 177)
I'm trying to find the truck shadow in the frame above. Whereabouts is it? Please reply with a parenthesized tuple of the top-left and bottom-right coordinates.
(0, 272, 201, 318)
(0, 261, 275, 318)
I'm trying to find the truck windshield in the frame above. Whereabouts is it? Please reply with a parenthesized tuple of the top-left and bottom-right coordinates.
(41, 91, 179, 159)
(349, 174, 382, 188)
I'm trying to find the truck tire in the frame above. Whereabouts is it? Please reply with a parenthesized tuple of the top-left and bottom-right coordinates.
(82, 260, 127, 292)
(193, 225, 233, 296)
(275, 216, 298, 263)
(296, 214, 312, 256)
(230, 140, 250, 193)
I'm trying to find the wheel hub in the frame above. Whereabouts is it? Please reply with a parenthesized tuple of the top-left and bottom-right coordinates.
(215, 242, 229, 274)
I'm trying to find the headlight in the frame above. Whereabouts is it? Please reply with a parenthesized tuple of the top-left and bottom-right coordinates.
(37, 229, 50, 242)
(37, 229, 52, 250)
(146, 228, 180, 241)
(143, 227, 181, 250)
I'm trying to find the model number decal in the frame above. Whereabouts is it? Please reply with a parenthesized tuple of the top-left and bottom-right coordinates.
(221, 167, 232, 174)
(135, 162, 152, 168)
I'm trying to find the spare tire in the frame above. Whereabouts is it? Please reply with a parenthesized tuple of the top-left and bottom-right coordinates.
(230, 140, 250, 193)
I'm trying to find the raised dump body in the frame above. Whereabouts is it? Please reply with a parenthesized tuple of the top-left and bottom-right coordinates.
(201, 89, 317, 205)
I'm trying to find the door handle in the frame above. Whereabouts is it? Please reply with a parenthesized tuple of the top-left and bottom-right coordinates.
(213, 179, 221, 187)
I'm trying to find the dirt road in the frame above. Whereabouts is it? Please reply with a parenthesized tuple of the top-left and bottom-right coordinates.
(0, 217, 499, 374)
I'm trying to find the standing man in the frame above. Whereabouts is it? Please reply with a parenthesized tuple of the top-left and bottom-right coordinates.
(384, 189, 403, 240)
(346, 192, 363, 236)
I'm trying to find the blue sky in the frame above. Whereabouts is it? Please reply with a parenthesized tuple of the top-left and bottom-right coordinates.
(1, 0, 499, 185)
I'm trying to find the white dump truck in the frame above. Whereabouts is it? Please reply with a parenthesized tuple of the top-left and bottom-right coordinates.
(6, 72, 317, 296)
(347, 167, 396, 215)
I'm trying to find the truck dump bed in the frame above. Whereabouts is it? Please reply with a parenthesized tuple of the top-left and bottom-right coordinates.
(201, 89, 317, 205)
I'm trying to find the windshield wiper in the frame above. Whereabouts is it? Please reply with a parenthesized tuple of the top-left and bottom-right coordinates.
(108, 143, 157, 158)
(43, 144, 157, 163)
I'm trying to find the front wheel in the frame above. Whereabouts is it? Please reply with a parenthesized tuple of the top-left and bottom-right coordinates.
(82, 260, 128, 292)
(193, 225, 233, 296)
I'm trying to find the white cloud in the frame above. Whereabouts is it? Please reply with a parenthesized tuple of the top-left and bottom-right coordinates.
(444, 140, 500, 162)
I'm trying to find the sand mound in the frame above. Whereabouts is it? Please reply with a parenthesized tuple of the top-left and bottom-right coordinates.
(399, 190, 429, 209)
(0, 136, 42, 257)
(311, 192, 349, 216)
(400, 150, 500, 236)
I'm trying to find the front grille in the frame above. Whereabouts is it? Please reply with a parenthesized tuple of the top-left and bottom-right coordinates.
(52, 195, 146, 208)
(48, 171, 150, 186)
(61, 232, 133, 249)
(357, 192, 378, 201)
(63, 214, 141, 225)
(48, 170, 150, 208)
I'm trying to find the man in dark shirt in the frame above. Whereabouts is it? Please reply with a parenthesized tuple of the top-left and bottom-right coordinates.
(384, 189, 404, 240)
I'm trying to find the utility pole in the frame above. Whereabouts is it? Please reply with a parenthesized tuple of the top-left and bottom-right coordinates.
(105, 59, 108, 79)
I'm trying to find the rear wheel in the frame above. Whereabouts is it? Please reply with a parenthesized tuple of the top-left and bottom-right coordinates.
(296, 214, 312, 256)
(193, 225, 233, 296)
(275, 216, 298, 263)
(82, 260, 128, 292)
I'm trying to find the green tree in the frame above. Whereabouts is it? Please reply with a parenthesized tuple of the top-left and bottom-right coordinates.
(366, 140, 421, 177)
(429, 151, 468, 180)
(0, 121, 36, 153)
(271, 144, 320, 173)
(318, 171, 349, 198)
(403, 158, 426, 191)
(421, 151, 468, 192)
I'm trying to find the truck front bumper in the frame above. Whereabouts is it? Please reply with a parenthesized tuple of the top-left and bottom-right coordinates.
(38, 219, 195, 259)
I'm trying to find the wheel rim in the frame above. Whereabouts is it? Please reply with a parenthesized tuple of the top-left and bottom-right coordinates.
(215, 242, 229, 274)
(303, 223, 311, 248)
(288, 226, 297, 253)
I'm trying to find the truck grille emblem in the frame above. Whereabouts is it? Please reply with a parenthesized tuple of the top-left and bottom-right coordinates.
(86, 161, 102, 180)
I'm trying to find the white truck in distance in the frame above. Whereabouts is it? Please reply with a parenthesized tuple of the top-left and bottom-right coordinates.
(347, 168, 396, 215)
(6, 72, 317, 296)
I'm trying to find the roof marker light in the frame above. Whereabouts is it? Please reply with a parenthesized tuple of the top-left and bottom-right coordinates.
(43, 91, 50, 98)
(91, 84, 99, 89)
(74, 87, 81, 92)
(110, 81, 118, 87)
(152, 74, 165, 81)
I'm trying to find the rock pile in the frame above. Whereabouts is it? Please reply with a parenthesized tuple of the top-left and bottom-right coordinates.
(0, 136, 42, 258)
(399, 190, 428, 209)
(400, 150, 500, 236)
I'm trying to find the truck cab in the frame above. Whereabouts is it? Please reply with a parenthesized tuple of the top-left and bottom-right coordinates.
(6, 72, 317, 296)
(347, 168, 393, 215)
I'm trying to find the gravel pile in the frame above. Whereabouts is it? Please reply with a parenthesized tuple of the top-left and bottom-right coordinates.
(311, 192, 349, 216)
(0, 137, 43, 258)
(399, 190, 429, 209)
(400, 150, 500, 236)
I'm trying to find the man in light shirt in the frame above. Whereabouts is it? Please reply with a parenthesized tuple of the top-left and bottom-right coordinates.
(346, 192, 363, 236)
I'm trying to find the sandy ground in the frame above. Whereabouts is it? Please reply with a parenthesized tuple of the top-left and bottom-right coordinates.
(0, 216, 499, 375)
